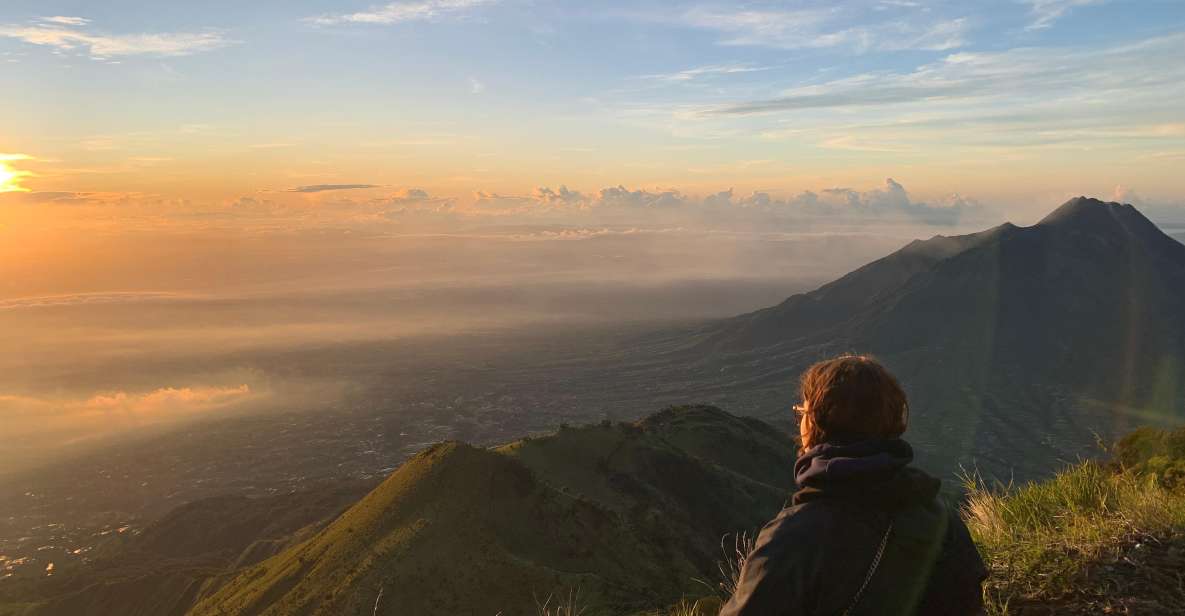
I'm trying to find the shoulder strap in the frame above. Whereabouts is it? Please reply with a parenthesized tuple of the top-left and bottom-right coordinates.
(842, 520, 893, 616)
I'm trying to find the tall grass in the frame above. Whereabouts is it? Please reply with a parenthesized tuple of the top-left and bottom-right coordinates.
(964, 461, 1185, 614)
(666, 598, 706, 616)
(715, 532, 755, 598)
(533, 588, 588, 616)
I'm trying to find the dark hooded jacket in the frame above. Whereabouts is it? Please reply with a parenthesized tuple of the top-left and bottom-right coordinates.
(720, 438, 986, 616)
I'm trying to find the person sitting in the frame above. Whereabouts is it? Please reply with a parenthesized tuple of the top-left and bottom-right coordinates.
(721, 354, 987, 616)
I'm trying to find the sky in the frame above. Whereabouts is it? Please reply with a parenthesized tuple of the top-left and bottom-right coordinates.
(2, 0, 1185, 474)
(1, 0, 1184, 233)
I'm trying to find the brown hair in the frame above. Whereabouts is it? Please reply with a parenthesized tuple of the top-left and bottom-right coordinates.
(796, 354, 908, 450)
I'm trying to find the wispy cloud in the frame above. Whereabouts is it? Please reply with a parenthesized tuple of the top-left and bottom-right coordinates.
(289, 184, 380, 193)
(1025, 0, 1106, 31)
(641, 63, 774, 83)
(39, 16, 90, 26)
(680, 6, 968, 52)
(0, 292, 191, 310)
(0, 17, 233, 59)
(699, 34, 1185, 116)
(307, 0, 495, 26)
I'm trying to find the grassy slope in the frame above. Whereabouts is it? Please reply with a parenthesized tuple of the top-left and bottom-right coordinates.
(190, 406, 796, 616)
(964, 426, 1185, 615)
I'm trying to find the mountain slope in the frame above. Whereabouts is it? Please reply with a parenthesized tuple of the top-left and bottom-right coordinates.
(189, 406, 795, 616)
(647, 198, 1185, 480)
(0, 484, 371, 616)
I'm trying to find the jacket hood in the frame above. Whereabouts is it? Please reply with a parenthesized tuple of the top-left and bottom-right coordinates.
(792, 438, 941, 510)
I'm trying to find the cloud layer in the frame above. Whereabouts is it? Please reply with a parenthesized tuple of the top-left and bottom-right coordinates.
(465, 177, 983, 227)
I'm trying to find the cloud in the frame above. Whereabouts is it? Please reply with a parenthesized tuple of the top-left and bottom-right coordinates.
(0, 18, 233, 59)
(0, 190, 103, 205)
(39, 16, 90, 26)
(469, 178, 982, 227)
(809, 178, 983, 225)
(0, 292, 191, 310)
(680, 6, 967, 52)
(381, 187, 452, 209)
(699, 33, 1185, 116)
(596, 185, 686, 209)
(395, 187, 430, 200)
(641, 63, 774, 83)
(469, 77, 485, 94)
(533, 186, 588, 206)
(81, 385, 253, 415)
(307, 0, 496, 26)
(289, 184, 380, 193)
(10, 177, 988, 234)
(1110, 185, 1185, 223)
(1025, 0, 1106, 31)
(1, 385, 259, 452)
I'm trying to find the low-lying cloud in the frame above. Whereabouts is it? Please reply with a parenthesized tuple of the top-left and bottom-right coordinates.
(1, 384, 260, 455)
(80, 385, 253, 416)
(6, 177, 992, 233)
(467, 178, 983, 227)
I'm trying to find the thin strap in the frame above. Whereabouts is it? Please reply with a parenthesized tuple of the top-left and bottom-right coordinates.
(843, 521, 893, 616)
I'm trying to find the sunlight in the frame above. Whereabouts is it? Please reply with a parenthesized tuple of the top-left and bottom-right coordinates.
(0, 159, 31, 193)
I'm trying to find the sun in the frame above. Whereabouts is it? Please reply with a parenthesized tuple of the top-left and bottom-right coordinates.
(0, 160, 32, 193)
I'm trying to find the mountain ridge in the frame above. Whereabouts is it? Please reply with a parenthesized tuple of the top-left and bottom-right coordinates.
(187, 405, 795, 616)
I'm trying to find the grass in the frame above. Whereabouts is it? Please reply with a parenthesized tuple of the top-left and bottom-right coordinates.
(533, 588, 588, 616)
(964, 443, 1185, 614)
(713, 532, 754, 598)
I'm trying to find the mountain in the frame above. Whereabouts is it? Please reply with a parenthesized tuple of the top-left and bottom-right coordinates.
(635, 198, 1185, 480)
(183, 406, 794, 616)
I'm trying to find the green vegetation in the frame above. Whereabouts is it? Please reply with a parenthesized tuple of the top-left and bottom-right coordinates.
(1111, 426, 1185, 489)
(190, 405, 796, 616)
(6, 410, 1182, 616)
(965, 426, 1185, 615)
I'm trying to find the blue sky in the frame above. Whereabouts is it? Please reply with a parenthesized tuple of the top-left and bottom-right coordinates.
(1, 0, 1183, 225)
